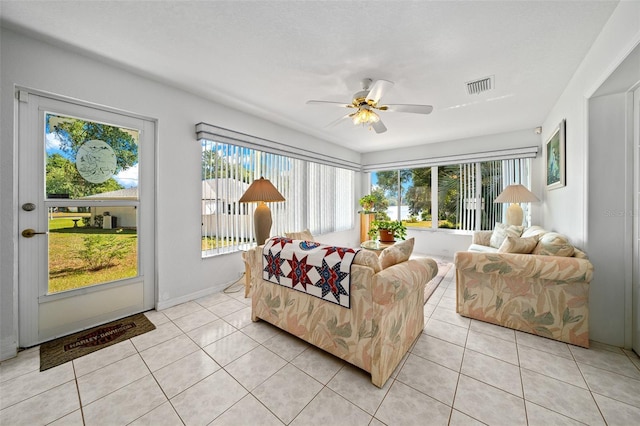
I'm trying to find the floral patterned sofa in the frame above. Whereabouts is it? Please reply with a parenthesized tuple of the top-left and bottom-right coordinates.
(244, 238, 438, 387)
(455, 225, 594, 348)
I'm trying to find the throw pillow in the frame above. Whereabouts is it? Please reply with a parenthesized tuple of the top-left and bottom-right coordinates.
(532, 232, 575, 257)
(521, 225, 547, 239)
(490, 223, 524, 249)
(379, 238, 415, 269)
(498, 235, 539, 254)
(284, 229, 314, 241)
(353, 250, 382, 273)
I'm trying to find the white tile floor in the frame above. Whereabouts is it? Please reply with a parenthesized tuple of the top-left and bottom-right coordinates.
(2, 260, 640, 425)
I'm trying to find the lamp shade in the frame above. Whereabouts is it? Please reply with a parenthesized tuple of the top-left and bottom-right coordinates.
(238, 177, 285, 203)
(493, 184, 538, 227)
(238, 177, 285, 245)
(494, 184, 539, 204)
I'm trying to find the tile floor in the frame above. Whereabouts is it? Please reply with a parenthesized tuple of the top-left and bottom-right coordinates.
(2, 257, 640, 425)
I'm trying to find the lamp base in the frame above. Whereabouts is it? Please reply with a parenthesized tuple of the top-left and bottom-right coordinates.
(505, 204, 524, 227)
(254, 202, 272, 245)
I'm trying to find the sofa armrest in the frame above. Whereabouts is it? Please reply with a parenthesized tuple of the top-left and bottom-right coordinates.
(473, 230, 493, 246)
(455, 251, 593, 283)
(373, 258, 438, 305)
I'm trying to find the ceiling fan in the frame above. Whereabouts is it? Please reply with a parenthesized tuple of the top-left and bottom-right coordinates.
(306, 78, 433, 134)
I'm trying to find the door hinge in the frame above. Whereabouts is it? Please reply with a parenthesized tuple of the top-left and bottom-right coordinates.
(16, 90, 29, 103)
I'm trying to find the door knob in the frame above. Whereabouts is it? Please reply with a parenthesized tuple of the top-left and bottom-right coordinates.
(22, 229, 47, 238)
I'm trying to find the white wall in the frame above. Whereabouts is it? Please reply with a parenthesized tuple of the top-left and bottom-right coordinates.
(0, 28, 361, 359)
(540, 1, 640, 346)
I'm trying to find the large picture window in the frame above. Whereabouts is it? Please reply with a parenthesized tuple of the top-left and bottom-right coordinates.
(372, 158, 531, 231)
(200, 139, 355, 257)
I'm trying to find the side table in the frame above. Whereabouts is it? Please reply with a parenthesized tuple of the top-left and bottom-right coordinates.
(360, 240, 394, 256)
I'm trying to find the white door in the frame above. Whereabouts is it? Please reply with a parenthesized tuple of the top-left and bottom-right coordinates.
(634, 86, 640, 354)
(18, 91, 156, 347)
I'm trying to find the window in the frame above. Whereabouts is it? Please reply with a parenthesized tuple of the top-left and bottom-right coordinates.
(201, 139, 355, 257)
(371, 158, 531, 231)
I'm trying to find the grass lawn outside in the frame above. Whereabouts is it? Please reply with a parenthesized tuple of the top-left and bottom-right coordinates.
(48, 216, 137, 294)
(403, 220, 457, 229)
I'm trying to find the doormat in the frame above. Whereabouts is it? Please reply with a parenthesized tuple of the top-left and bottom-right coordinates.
(39, 312, 155, 371)
(424, 262, 453, 304)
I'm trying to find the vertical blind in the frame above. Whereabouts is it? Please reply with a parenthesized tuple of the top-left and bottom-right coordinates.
(201, 139, 355, 257)
(501, 157, 532, 225)
(456, 158, 532, 231)
(374, 158, 533, 232)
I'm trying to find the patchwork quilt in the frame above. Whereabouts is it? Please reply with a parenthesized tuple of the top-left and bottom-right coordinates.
(262, 237, 360, 308)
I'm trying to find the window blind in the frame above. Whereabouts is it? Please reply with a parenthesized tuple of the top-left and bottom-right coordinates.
(363, 146, 538, 172)
(200, 137, 355, 257)
(196, 122, 361, 172)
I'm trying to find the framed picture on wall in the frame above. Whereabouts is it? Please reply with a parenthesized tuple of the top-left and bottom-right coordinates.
(546, 119, 566, 190)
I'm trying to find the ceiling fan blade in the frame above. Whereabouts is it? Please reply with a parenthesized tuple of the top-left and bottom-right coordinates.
(365, 79, 394, 104)
(371, 120, 387, 134)
(306, 100, 354, 108)
(326, 113, 352, 128)
(383, 104, 434, 114)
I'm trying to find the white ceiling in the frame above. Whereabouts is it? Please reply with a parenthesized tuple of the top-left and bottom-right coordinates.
(0, 0, 619, 153)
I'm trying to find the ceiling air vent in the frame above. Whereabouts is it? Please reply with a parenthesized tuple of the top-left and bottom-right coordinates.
(466, 76, 494, 95)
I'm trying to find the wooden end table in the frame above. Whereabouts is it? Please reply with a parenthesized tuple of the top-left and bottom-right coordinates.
(360, 240, 394, 256)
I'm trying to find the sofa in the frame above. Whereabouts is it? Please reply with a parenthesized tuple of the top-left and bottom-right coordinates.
(455, 225, 593, 348)
(244, 237, 438, 387)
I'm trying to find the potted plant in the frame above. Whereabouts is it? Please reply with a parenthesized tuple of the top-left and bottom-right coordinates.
(368, 220, 407, 242)
(358, 194, 377, 213)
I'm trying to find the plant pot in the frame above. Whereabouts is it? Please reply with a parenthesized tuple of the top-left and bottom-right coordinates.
(378, 230, 395, 243)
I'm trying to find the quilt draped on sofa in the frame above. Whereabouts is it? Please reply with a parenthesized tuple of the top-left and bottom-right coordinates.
(262, 237, 360, 308)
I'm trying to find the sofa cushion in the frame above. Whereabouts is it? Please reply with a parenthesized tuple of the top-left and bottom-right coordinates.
(379, 238, 415, 269)
(468, 243, 498, 253)
(353, 250, 382, 273)
(285, 229, 314, 241)
(521, 225, 547, 239)
(532, 232, 575, 257)
(498, 235, 539, 254)
(490, 223, 524, 249)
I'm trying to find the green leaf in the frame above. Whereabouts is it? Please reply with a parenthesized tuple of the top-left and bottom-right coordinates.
(370, 319, 380, 339)
(326, 317, 352, 338)
(522, 308, 554, 325)
(534, 326, 553, 338)
(495, 295, 503, 310)
(335, 338, 349, 352)
(396, 287, 408, 301)
(562, 307, 583, 325)
(265, 293, 281, 310)
(463, 288, 477, 302)
(390, 315, 403, 343)
(482, 262, 513, 274)
(358, 321, 368, 339)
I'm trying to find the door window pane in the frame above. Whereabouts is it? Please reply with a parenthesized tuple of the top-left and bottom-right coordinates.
(45, 113, 139, 199)
(48, 205, 138, 294)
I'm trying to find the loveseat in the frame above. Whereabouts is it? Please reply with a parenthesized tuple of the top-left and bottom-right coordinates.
(245, 237, 438, 387)
(455, 225, 593, 348)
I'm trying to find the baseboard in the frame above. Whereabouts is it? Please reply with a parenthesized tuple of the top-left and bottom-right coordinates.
(156, 273, 243, 311)
(1, 336, 18, 361)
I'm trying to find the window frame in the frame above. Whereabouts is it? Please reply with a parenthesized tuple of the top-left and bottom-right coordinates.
(200, 138, 355, 257)
(370, 157, 533, 232)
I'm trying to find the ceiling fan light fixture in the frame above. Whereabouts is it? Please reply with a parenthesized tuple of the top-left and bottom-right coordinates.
(351, 108, 380, 125)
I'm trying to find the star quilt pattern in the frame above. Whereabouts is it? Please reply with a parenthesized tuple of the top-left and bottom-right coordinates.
(262, 237, 360, 308)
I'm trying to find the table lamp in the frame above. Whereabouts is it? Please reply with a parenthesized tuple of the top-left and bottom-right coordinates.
(239, 177, 285, 245)
(494, 184, 539, 226)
